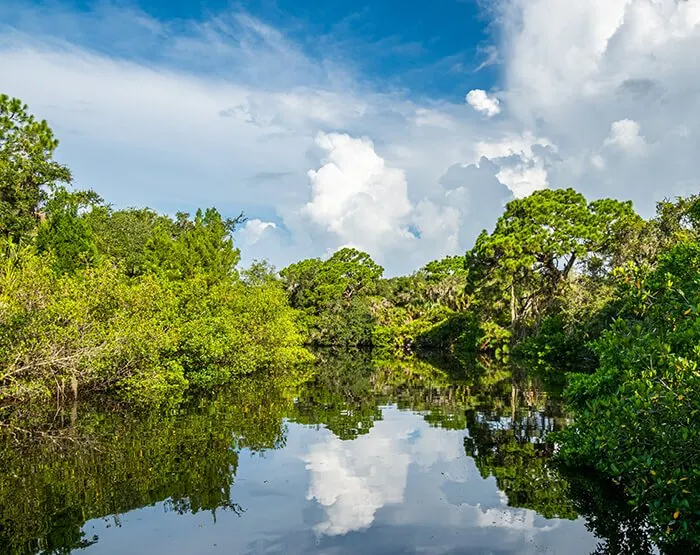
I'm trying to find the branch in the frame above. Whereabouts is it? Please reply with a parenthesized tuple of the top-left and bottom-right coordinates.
(562, 253, 577, 279)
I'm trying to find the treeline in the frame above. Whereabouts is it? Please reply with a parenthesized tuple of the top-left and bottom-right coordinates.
(0, 94, 312, 409)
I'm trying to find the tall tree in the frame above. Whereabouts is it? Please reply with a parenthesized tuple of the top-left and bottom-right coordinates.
(280, 248, 384, 346)
(466, 188, 640, 334)
(86, 206, 169, 276)
(281, 247, 384, 313)
(0, 95, 71, 241)
(145, 208, 245, 284)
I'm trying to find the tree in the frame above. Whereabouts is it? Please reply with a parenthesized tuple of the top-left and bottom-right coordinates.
(144, 208, 245, 284)
(279, 257, 324, 310)
(557, 238, 700, 546)
(466, 188, 640, 335)
(35, 187, 101, 274)
(0, 94, 71, 241)
(280, 248, 384, 346)
(652, 194, 700, 249)
(419, 255, 469, 311)
(316, 248, 384, 304)
(280, 248, 384, 316)
(86, 206, 168, 276)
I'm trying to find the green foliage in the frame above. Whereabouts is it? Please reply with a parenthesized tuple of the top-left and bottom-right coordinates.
(466, 188, 640, 338)
(143, 208, 244, 284)
(280, 247, 383, 346)
(0, 243, 312, 406)
(0, 95, 71, 242)
(653, 194, 700, 249)
(3, 94, 699, 554)
(514, 277, 619, 371)
(35, 187, 101, 274)
(556, 240, 700, 546)
(0, 97, 312, 409)
(85, 206, 168, 276)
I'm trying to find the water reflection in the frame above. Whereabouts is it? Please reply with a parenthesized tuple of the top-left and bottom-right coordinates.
(0, 355, 660, 554)
(303, 409, 464, 536)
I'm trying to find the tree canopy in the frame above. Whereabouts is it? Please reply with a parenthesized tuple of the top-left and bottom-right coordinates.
(0, 95, 71, 241)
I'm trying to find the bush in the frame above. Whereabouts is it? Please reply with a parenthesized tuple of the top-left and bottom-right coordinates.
(0, 241, 312, 407)
(556, 241, 700, 546)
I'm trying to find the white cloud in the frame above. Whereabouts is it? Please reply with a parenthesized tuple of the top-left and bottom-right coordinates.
(473, 132, 555, 197)
(590, 154, 606, 170)
(293, 133, 511, 273)
(495, 0, 700, 211)
(603, 118, 647, 153)
(238, 219, 277, 246)
(414, 107, 456, 129)
(303, 132, 414, 254)
(465, 89, 501, 117)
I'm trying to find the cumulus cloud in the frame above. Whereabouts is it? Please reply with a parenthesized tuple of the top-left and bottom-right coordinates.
(473, 133, 555, 197)
(238, 218, 277, 246)
(496, 0, 700, 210)
(465, 89, 501, 117)
(302, 132, 414, 255)
(293, 132, 512, 273)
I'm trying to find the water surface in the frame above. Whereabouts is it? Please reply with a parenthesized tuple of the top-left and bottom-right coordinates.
(0, 356, 656, 554)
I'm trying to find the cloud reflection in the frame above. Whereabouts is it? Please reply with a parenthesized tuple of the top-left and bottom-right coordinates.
(302, 409, 463, 536)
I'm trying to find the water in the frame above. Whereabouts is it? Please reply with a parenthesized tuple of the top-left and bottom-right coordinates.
(0, 355, 657, 554)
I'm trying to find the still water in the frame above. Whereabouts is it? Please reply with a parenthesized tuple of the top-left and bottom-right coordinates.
(0, 355, 656, 554)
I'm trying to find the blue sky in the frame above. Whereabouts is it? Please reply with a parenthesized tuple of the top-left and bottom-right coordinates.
(2, 0, 699, 274)
(4, 0, 497, 98)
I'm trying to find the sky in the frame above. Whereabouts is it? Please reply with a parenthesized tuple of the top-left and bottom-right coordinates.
(1, 0, 699, 275)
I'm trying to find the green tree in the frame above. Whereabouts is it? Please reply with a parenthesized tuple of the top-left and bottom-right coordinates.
(557, 239, 700, 547)
(466, 188, 640, 336)
(419, 255, 469, 311)
(145, 208, 245, 284)
(280, 248, 384, 346)
(648, 195, 700, 256)
(86, 206, 168, 276)
(35, 187, 101, 274)
(0, 95, 71, 241)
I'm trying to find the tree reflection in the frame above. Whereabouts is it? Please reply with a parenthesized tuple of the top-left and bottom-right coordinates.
(463, 376, 578, 520)
(291, 349, 382, 440)
(0, 354, 673, 555)
(562, 470, 658, 555)
(0, 373, 296, 554)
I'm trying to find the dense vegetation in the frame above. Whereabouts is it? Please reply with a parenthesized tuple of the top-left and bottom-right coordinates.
(1, 94, 698, 551)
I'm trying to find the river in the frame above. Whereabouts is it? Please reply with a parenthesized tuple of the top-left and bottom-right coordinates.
(0, 353, 658, 554)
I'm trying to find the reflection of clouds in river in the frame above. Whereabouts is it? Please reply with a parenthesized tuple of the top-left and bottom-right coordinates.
(302, 408, 464, 536)
(106, 406, 599, 554)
